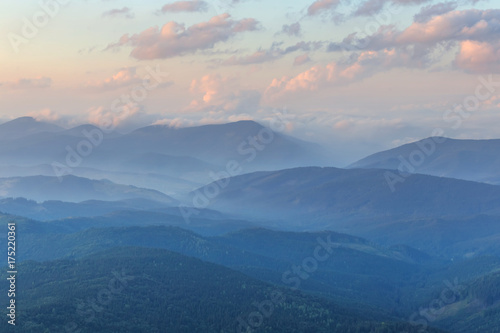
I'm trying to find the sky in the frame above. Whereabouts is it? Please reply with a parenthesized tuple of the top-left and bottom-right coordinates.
(0, 0, 499, 165)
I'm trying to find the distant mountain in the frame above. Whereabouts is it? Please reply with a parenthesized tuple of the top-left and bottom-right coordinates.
(0, 175, 177, 203)
(349, 137, 500, 184)
(101, 120, 329, 170)
(122, 152, 219, 177)
(0, 118, 328, 171)
(0, 118, 331, 196)
(0, 197, 168, 220)
(194, 166, 500, 224)
(0, 164, 199, 196)
(0, 116, 63, 140)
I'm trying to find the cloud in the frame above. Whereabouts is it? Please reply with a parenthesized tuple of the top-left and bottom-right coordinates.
(307, 0, 340, 16)
(188, 73, 261, 114)
(223, 50, 280, 65)
(102, 7, 134, 19)
(221, 41, 321, 66)
(455, 40, 500, 73)
(413, 1, 458, 23)
(160, 1, 209, 13)
(107, 14, 259, 60)
(353, 0, 431, 16)
(265, 47, 424, 99)
(281, 22, 301, 36)
(353, 0, 386, 16)
(327, 9, 500, 74)
(85, 67, 142, 91)
(28, 108, 60, 122)
(87, 104, 141, 129)
(397, 9, 500, 45)
(336, 9, 500, 49)
(0, 77, 52, 90)
(152, 118, 196, 127)
(293, 54, 311, 66)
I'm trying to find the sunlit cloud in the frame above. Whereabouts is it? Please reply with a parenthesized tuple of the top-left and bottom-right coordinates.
(107, 14, 259, 60)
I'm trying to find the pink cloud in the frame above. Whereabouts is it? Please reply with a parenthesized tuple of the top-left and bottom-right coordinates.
(85, 67, 141, 91)
(160, 1, 208, 13)
(307, 0, 340, 16)
(87, 105, 140, 129)
(293, 54, 311, 66)
(107, 14, 259, 60)
(329, 9, 500, 51)
(455, 40, 500, 73)
(188, 74, 261, 113)
(328, 9, 500, 74)
(265, 48, 421, 100)
(28, 108, 60, 122)
(397, 9, 500, 45)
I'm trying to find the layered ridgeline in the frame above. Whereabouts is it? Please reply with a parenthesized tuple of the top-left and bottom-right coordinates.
(349, 137, 500, 185)
(0, 247, 446, 333)
(192, 166, 500, 258)
(0, 175, 177, 203)
(193, 166, 500, 221)
(0, 117, 329, 194)
(1, 214, 499, 332)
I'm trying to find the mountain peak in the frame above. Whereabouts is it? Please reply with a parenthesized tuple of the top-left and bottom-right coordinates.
(0, 116, 63, 140)
(3, 116, 37, 124)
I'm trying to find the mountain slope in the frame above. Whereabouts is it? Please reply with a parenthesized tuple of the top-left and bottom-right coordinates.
(349, 137, 500, 184)
(102, 120, 328, 170)
(0, 118, 329, 174)
(0, 116, 63, 140)
(194, 166, 500, 223)
(0, 175, 177, 203)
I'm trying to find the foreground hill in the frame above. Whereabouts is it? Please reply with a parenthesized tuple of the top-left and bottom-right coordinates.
(349, 137, 500, 184)
(0, 247, 442, 333)
(2, 213, 499, 332)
